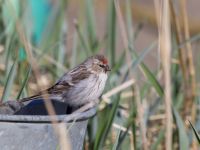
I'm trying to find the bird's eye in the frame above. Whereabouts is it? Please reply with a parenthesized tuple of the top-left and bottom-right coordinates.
(99, 64, 105, 68)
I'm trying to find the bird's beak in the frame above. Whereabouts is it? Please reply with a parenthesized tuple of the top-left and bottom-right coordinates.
(105, 65, 111, 72)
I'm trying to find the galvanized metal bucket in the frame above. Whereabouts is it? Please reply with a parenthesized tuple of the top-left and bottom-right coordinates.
(0, 105, 96, 150)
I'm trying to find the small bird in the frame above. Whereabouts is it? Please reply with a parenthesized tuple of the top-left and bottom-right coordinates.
(20, 55, 111, 109)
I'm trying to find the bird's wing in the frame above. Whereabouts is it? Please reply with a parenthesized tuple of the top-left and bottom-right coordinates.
(19, 80, 72, 102)
(20, 65, 91, 102)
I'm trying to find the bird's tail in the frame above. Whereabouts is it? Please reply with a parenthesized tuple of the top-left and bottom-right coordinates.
(19, 89, 50, 102)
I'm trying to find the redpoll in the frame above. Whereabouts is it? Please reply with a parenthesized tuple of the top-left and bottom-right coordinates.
(20, 55, 110, 108)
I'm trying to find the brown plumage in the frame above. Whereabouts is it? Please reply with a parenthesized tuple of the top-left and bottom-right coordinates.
(20, 55, 110, 107)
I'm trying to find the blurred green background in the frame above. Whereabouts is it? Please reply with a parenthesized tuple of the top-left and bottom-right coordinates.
(0, 0, 200, 149)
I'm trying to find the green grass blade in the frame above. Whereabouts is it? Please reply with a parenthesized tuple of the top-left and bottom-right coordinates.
(179, 33, 200, 50)
(56, 21, 66, 76)
(123, 43, 163, 100)
(125, 0, 134, 45)
(5, 32, 16, 76)
(189, 120, 200, 144)
(172, 106, 189, 149)
(151, 128, 165, 150)
(94, 94, 121, 150)
(16, 67, 31, 99)
(132, 117, 137, 150)
(75, 22, 91, 56)
(1, 59, 17, 101)
(107, 0, 116, 66)
(129, 41, 164, 97)
(140, 63, 164, 97)
(87, 116, 98, 150)
(112, 130, 121, 150)
(70, 32, 78, 68)
(131, 42, 157, 71)
(132, 48, 164, 96)
(116, 122, 133, 149)
(116, 96, 137, 149)
(111, 51, 125, 74)
(115, 41, 156, 84)
(85, 0, 97, 51)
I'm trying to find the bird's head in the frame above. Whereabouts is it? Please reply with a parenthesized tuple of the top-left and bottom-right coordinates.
(84, 55, 111, 73)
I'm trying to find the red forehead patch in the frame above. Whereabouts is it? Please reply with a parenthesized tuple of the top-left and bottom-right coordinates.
(95, 55, 108, 64)
(102, 58, 108, 64)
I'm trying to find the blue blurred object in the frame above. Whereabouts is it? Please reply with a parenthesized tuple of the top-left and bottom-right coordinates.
(18, 47, 27, 61)
(29, 0, 52, 45)
(16, 0, 52, 61)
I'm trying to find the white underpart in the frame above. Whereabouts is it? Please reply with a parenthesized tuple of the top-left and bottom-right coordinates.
(64, 73, 108, 106)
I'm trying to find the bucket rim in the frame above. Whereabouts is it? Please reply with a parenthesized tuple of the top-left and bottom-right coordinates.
(0, 107, 96, 123)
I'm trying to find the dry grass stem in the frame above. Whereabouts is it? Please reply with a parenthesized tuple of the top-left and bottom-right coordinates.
(129, 134, 134, 150)
(112, 123, 132, 135)
(114, 0, 132, 71)
(180, 1, 197, 149)
(6, 1, 71, 149)
(114, 0, 148, 149)
(121, 91, 134, 99)
(33, 47, 68, 71)
(180, 0, 196, 119)
(169, 0, 187, 83)
(149, 114, 166, 121)
(128, 1, 200, 35)
(73, 101, 96, 114)
(180, 0, 196, 94)
(99, 79, 135, 110)
(102, 79, 135, 102)
(156, 0, 173, 149)
(16, 25, 71, 150)
(1, 0, 199, 149)
(134, 86, 148, 150)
